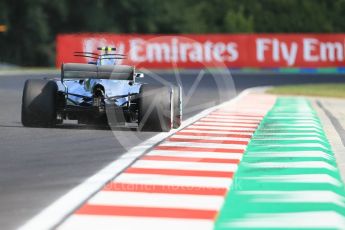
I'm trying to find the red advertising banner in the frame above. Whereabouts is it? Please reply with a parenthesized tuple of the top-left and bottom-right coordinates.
(56, 34, 345, 68)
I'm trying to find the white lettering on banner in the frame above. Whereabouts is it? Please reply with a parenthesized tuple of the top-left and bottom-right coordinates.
(256, 38, 271, 62)
(227, 43, 238, 61)
(82, 35, 345, 66)
(281, 42, 298, 66)
(303, 38, 345, 62)
(303, 38, 319, 62)
(204, 41, 213, 62)
(256, 38, 298, 66)
(320, 42, 344, 62)
(272, 39, 280, 62)
(179, 43, 191, 62)
(147, 43, 170, 62)
(130, 39, 146, 62)
(213, 42, 226, 61)
(189, 43, 203, 62)
(171, 38, 179, 62)
(127, 38, 239, 63)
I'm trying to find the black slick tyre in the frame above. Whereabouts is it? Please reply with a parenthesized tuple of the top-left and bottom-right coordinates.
(172, 85, 182, 129)
(138, 85, 172, 132)
(21, 79, 58, 127)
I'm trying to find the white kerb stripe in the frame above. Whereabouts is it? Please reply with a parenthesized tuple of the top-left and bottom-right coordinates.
(58, 215, 214, 230)
(200, 118, 261, 122)
(132, 160, 238, 172)
(194, 122, 258, 128)
(147, 150, 243, 160)
(188, 125, 256, 131)
(115, 173, 233, 188)
(160, 141, 247, 150)
(218, 110, 267, 114)
(205, 113, 262, 117)
(180, 129, 254, 135)
(88, 191, 225, 210)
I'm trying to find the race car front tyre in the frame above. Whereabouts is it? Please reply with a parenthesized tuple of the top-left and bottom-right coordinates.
(21, 79, 58, 127)
(138, 85, 172, 132)
(172, 85, 182, 129)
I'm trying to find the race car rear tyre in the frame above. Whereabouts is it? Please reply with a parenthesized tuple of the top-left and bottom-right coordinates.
(21, 79, 58, 127)
(138, 85, 172, 132)
(172, 85, 182, 129)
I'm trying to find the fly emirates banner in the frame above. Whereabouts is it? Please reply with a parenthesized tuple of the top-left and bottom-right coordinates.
(57, 34, 345, 68)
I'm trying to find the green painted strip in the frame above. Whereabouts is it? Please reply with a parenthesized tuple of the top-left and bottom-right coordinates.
(215, 97, 345, 230)
(317, 68, 338, 73)
(279, 68, 301, 73)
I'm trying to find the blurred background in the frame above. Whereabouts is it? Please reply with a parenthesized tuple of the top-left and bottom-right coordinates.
(0, 0, 345, 66)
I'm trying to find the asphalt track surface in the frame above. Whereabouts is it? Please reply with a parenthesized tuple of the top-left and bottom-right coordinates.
(0, 70, 345, 229)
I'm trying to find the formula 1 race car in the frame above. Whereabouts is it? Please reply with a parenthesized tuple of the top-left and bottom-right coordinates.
(21, 47, 182, 132)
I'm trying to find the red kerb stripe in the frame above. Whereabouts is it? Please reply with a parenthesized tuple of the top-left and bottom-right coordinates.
(199, 119, 260, 124)
(168, 138, 249, 145)
(125, 167, 234, 178)
(210, 113, 263, 118)
(193, 123, 257, 128)
(154, 145, 245, 153)
(184, 128, 254, 133)
(175, 132, 252, 138)
(76, 204, 218, 220)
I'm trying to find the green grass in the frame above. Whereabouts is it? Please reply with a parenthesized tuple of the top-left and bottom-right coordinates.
(266, 83, 345, 98)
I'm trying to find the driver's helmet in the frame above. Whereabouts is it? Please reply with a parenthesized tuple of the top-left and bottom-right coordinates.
(97, 47, 117, 66)
(97, 58, 116, 66)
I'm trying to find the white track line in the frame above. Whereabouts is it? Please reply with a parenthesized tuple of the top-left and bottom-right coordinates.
(19, 86, 259, 230)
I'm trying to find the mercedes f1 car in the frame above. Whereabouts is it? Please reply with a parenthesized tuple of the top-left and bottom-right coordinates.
(21, 47, 182, 132)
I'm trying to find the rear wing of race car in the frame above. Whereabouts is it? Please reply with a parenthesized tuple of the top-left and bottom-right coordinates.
(61, 63, 135, 81)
